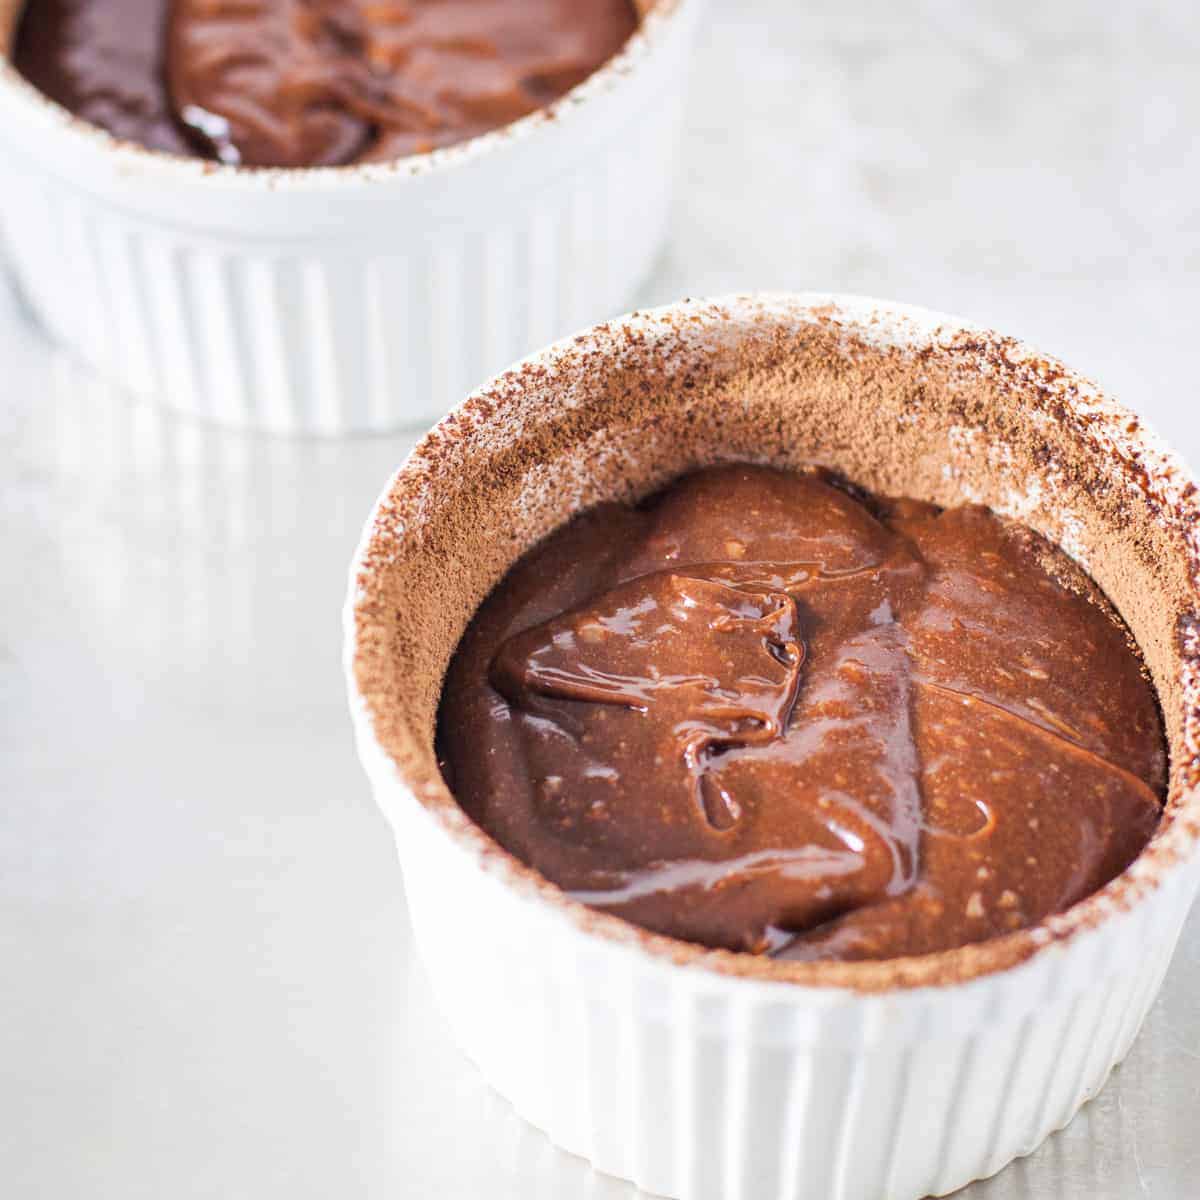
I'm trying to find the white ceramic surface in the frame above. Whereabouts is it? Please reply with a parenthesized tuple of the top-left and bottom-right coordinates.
(0, 0, 699, 434)
(345, 294, 1200, 1200)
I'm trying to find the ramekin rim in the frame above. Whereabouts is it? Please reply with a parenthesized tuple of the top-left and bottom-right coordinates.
(345, 290, 1200, 994)
(0, 0, 688, 191)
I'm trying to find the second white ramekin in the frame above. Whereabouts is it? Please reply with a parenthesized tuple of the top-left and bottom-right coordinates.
(0, 0, 699, 434)
(346, 295, 1200, 1199)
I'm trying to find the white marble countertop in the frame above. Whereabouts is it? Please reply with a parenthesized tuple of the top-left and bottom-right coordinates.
(3, 2, 1199, 1196)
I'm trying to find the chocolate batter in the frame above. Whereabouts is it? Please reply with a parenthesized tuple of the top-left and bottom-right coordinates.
(438, 465, 1165, 961)
(12, 0, 640, 166)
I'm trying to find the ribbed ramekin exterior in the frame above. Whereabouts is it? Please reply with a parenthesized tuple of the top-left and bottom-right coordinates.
(342, 290, 1200, 1196)
(355, 726, 1200, 1200)
(0, 6, 695, 434)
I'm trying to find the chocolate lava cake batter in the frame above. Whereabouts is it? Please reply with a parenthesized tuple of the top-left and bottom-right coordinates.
(437, 464, 1166, 962)
(11, 0, 640, 166)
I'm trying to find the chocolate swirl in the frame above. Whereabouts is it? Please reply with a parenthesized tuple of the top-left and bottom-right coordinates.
(14, 0, 640, 166)
(438, 465, 1165, 961)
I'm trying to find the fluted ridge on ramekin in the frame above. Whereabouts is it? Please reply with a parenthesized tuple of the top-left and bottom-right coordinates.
(1, 97, 681, 434)
(361, 736, 1200, 1200)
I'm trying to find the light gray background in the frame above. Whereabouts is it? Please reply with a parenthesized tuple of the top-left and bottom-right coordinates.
(3, 2, 1199, 1196)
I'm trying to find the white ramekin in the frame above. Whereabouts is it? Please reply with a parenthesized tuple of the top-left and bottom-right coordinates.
(0, 0, 699, 434)
(345, 294, 1200, 1200)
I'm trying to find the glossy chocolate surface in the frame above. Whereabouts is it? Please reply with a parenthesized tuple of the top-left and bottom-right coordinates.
(438, 465, 1165, 961)
(13, 0, 638, 166)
